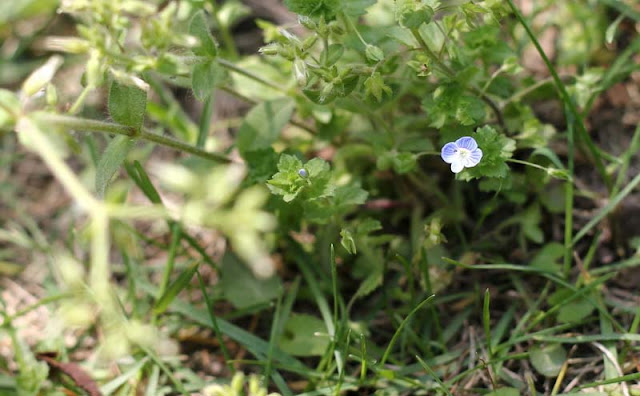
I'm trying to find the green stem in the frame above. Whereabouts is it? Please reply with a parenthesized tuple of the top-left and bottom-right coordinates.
(506, 158, 572, 181)
(217, 58, 287, 93)
(342, 13, 368, 47)
(210, 0, 239, 60)
(197, 94, 215, 148)
(500, 75, 574, 107)
(36, 113, 233, 163)
(67, 84, 93, 115)
(563, 105, 575, 278)
(506, 0, 612, 191)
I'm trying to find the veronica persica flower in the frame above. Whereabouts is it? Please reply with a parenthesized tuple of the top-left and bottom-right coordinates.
(441, 136, 483, 173)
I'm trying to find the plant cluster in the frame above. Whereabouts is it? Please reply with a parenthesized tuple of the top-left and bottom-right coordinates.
(1, 0, 640, 394)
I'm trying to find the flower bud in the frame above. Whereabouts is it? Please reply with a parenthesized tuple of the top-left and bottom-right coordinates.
(277, 45, 296, 60)
(86, 50, 105, 87)
(365, 44, 385, 63)
(298, 168, 308, 178)
(299, 15, 317, 30)
(21, 55, 64, 97)
(110, 68, 150, 91)
(259, 44, 279, 56)
(302, 35, 318, 51)
(319, 82, 334, 103)
(293, 59, 308, 86)
(40, 36, 89, 54)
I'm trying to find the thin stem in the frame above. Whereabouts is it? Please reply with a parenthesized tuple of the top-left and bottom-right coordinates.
(217, 58, 287, 93)
(36, 113, 234, 163)
(506, 158, 572, 181)
(506, 0, 612, 191)
(500, 75, 574, 108)
(342, 13, 368, 47)
(67, 84, 93, 115)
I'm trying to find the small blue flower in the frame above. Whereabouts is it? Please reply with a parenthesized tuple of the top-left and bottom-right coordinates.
(298, 168, 308, 178)
(441, 136, 483, 174)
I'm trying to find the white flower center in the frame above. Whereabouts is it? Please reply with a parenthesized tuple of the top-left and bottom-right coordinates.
(456, 148, 471, 159)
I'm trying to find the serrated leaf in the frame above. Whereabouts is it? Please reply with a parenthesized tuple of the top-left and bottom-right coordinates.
(108, 80, 147, 129)
(192, 61, 222, 101)
(95, 135, 134, 198)
(278, 314, 330, 356)
(221, 253, 282, 309)
(154, 263, 200, 315)
(529, 344, 566, 377)
(243, 148, 279, 184)
(237, 98, 295, 155)
(189, 10, 218, 57)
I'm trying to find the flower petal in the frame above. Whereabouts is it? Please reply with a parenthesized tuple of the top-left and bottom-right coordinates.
(450, 160, 464, 173)
(463, 148, 483, 168)
(441, 142, 459, 164)
(455, 136, 478, 151)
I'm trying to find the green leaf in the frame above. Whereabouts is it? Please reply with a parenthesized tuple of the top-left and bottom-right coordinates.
(192, 61, 222, 101)
(95, 136, 135, 198)
(341, 0, 376, 16)
(529, 344, 567, 377)
(243, 148, 279, 184)
(189, 10, 218, 57)
(268, 154, 331, 203)
(221, 253, 282, 309)
(108, 80, 147, 129)
(455, 95, 486, 125)
(236, 98, 295, 155)
(353, 265, 383, 300)
(326, 44, 345, 64)
(364, 72, 392, 102)
(486, 388, 520, 396)
(530, 242, 564, 273)
(549, 288, 595, 324)
(333, 184, 368, 210)
(284, 0, 340, 19)
(278, 314, 330, 356)
(154, 263, 200, 314)
(376, 151, 416, 173)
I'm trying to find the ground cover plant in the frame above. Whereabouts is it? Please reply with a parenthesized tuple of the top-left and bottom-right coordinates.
(1, 0, 640, 394)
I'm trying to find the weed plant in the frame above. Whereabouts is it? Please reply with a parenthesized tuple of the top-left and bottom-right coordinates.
(1, 0, 640, 395)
